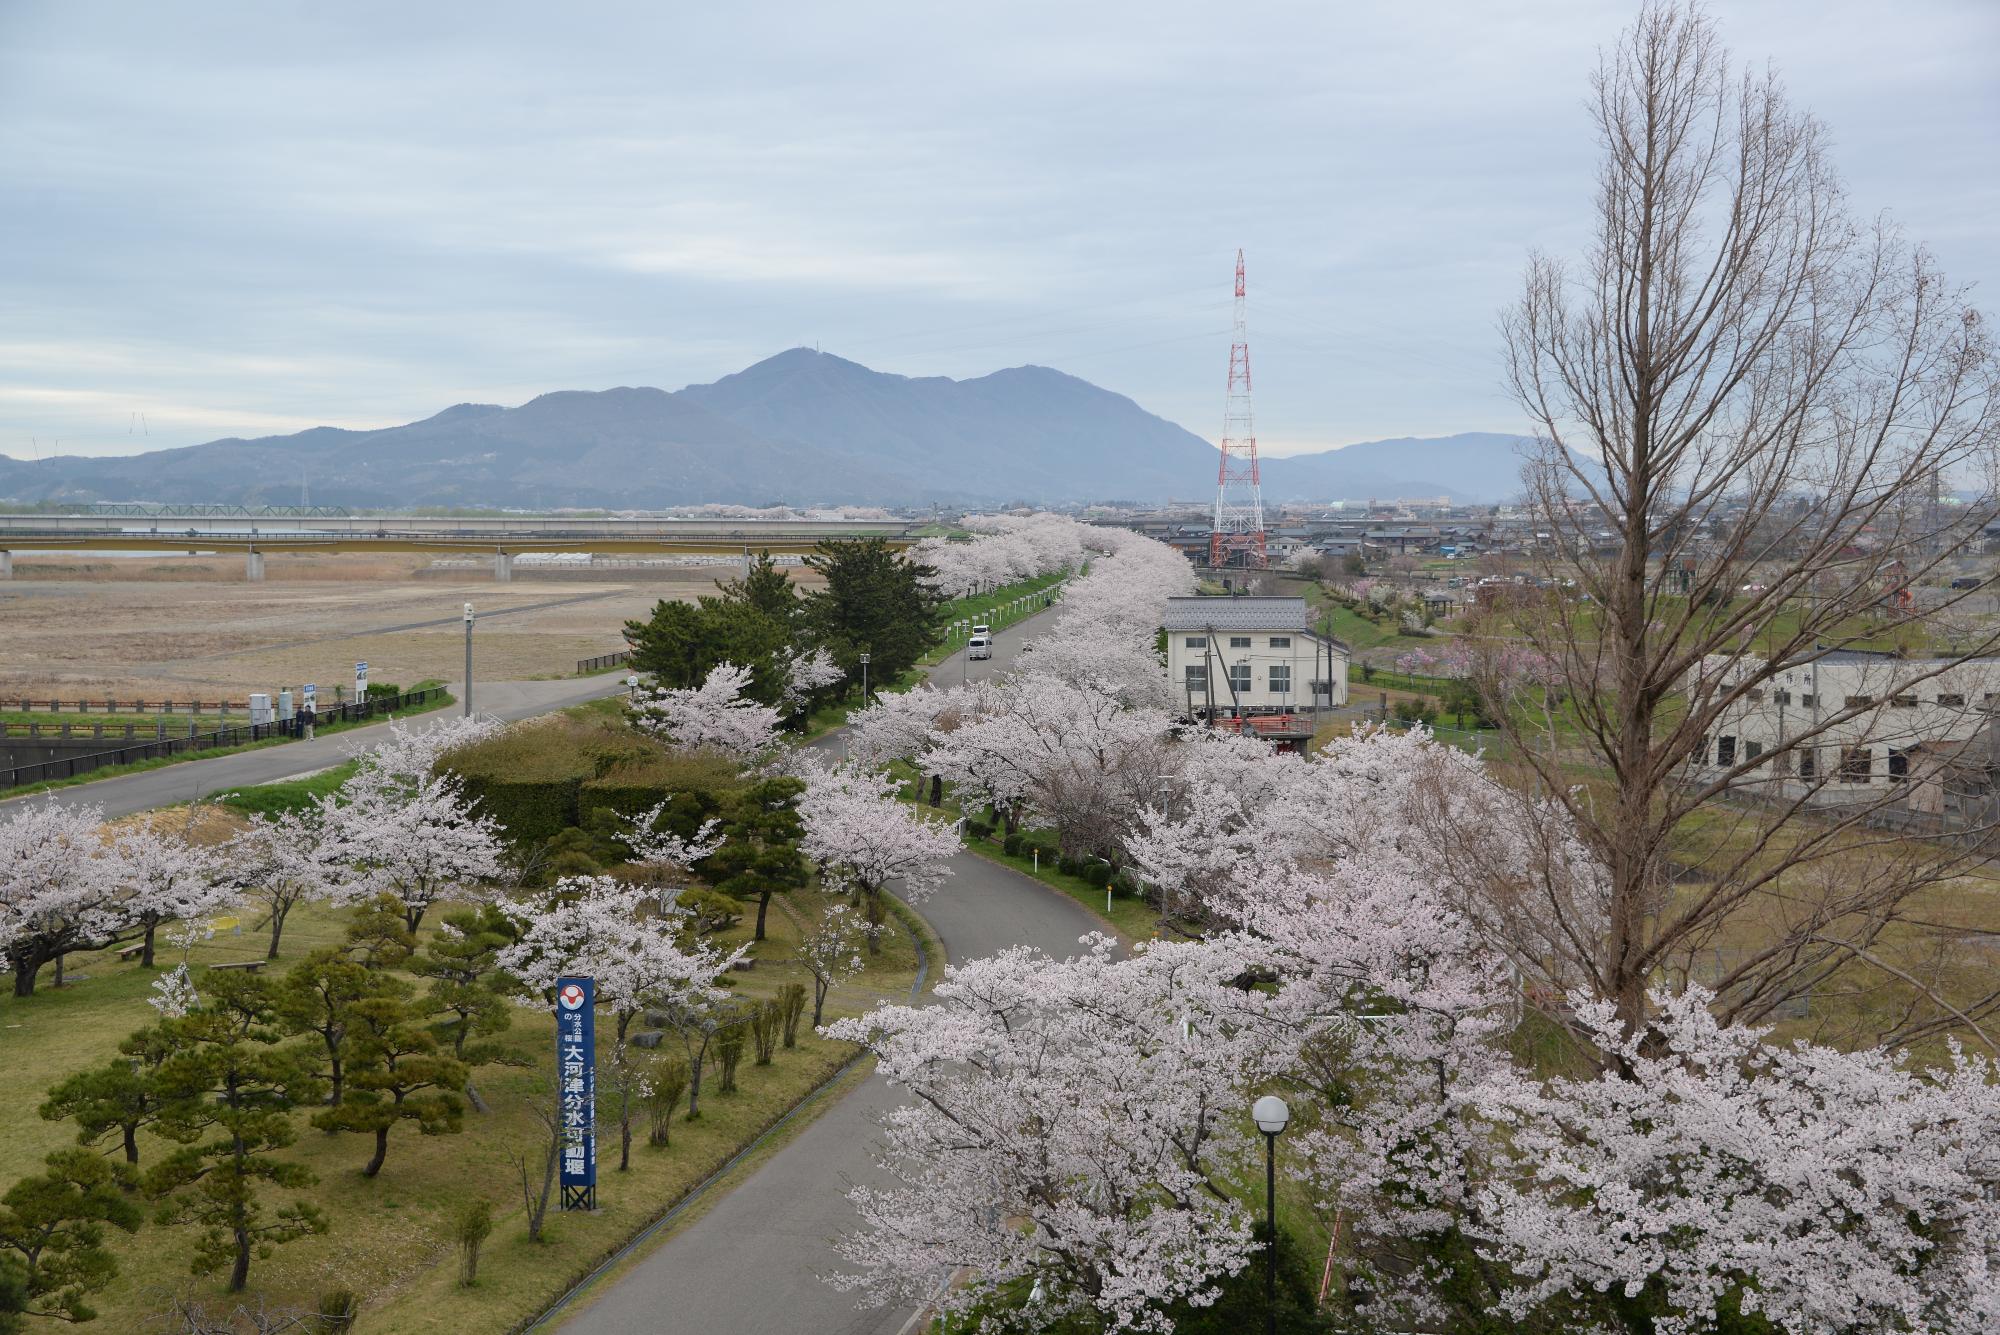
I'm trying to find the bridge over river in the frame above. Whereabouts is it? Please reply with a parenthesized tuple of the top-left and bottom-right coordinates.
(0, 512, 916, 580)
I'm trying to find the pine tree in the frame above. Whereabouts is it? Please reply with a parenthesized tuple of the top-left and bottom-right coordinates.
(313, 990, 467, 1179)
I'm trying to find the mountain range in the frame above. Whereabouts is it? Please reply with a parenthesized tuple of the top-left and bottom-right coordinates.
(0, 349, 1540, 508)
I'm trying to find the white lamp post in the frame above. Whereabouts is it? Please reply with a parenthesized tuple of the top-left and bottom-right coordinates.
(463, 603, 474, 717)
(1251, 1094, 1291, 1335)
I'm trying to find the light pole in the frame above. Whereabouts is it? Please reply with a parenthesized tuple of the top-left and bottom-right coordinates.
(1252, 1094, 1291, 1335)
(859, 651, 871, 706)
(463, 602, 474, 717)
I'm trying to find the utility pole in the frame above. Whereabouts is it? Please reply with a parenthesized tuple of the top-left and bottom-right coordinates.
(463, 603, 474, 717)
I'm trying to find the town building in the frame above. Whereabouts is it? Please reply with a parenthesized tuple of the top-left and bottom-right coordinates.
(1162, 596, 1350, 752)
(1695, 648, 2000, 817)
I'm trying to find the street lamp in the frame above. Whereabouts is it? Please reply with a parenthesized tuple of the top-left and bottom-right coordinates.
(463, 603, 474, 717)
(1252, 1094, 1292, 1335)
(859, 651, 871, 705)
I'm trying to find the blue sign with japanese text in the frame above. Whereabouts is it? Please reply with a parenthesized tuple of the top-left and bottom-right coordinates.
(555, 976, 596, 1209)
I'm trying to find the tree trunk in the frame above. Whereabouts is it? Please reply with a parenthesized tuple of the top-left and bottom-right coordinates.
(122, 1124, 139, 1165)
(228, 1227, 251, 1292)
(929, 773, 942, 808)
(364, 1125, 389, 1178)
(266, 903, 289, 961)
(685, 1054, 704, 1121)
(464, 1080, 488, 1114)
(863, 889, 884, 955)
(812, 980, 828, 1028)
(754, 890, 771, 942)
(141, 921, 157, 969)
(10, 953, 36, 998)
(620, 1114, 632, 1172)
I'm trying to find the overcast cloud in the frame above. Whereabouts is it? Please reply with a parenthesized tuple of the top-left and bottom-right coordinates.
(1, 0, 1994, 462)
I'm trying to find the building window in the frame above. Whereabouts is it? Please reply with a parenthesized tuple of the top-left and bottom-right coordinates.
(1938, 693, 1966, 707)
(1269, 636, 1291, 649)
(1891, 694, 1917, 708)
(1184, 636, 1205, 649)
(1800, 693, 1817, 708)
(1839, 746, 1872, 783)
(1799, 747, 1817, 781)
(1228, 663, 1252, 694)
(1772, 747, 1795, 776)
(1269, 665, 1291, 694)
(1845, 694, 1872, 708)
(1229, 636, 1251, 649)
(1745, 740, 1764, 762)
(1775, 689, 1792, 706)
(1185, 665, 1207, 691)
(1310, 679, 1331, 700)
(1746, 688, 1765, 703)
(1716, 736, 1737, 766)
(1888, 747, 1910, 782)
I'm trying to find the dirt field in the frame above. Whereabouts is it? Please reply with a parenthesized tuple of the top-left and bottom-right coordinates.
(0, 552, 808, 700)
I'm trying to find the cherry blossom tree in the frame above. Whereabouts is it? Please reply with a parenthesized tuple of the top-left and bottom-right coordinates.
(616, 803, 723, 899)
(225, 804, 348, 961)
(630, 662, 784, 761)
(827, 937, 1272, 1333)
(795, 901, 866, 1028)
(796, 763, 956, 952)
(842, 683, 984, 807)
(0, 799, 121, 996)
(930, 672, 1173, 860)
(1464, 988, 2000, 1335)
(109, 815, 238, 968)
(328, 762, 505, 933)
(776, 644, 844, 718)
(498, 876, 746, 1122)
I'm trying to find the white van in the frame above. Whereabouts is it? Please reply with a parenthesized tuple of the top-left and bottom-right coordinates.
(967, 634, 993, 660)
(971, 622, 991, 637)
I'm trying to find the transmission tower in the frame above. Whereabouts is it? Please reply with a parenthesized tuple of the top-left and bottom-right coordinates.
(1209, 249, 1266, 569)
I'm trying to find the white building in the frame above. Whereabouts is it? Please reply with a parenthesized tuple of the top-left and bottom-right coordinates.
(1696, 649, 2000, 807)
(1162, 596, 1349, 750)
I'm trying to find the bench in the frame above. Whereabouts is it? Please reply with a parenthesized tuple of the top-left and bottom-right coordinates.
(208, 960, 265, 973)
(115, 945, 145, 962)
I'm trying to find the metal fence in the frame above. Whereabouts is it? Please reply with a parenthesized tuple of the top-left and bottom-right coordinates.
(0, 687, 443, 791)
(1, 698, 242, 716)
(576, 650, 634, 674)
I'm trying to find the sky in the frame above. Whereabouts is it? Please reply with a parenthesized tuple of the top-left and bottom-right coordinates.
(1, 0, 1994, 462)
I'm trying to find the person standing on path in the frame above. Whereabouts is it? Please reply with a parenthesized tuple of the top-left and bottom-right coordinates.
(300, 705, 315, 741)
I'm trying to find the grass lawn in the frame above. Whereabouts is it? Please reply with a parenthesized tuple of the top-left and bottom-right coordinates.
(0, 851, 925, 1332)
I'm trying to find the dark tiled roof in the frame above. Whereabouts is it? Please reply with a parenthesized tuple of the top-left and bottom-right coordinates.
(1161, 596, 1314, 632)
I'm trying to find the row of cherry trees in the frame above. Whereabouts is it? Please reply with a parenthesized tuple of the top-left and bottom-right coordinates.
(820, 518, 2000, 1331)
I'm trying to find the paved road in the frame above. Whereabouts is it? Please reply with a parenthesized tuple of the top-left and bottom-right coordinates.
(0, 674, 630, 820)
(560, 608, 1097, 1335)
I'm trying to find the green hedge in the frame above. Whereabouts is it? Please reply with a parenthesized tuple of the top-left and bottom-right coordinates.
(459, 775, 580, 844)
(443, 714, 749, 845)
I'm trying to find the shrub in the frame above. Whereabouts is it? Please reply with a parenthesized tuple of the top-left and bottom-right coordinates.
(1082, 862, 1113, 888)
(778, 983, 807, 1049)
(751, 1000, 780, 1066)
(646, 1057, 689, 1148)
(1002, 832, 1023, 856)
(1059, 855, 1084, 877)
(450, 1199, 493, 1288)
(715, 1021, 747, 1093)
(313, 1290, 360, 1333)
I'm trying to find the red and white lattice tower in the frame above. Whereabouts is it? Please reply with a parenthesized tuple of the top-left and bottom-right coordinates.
(1209, 249, 1266, 568)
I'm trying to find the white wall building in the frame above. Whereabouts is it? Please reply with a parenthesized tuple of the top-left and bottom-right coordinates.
(1695, 649, 2000, 804)
(1162, 596, 1349, 730)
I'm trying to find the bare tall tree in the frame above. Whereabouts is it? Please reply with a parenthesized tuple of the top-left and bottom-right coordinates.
(1493, 0, 2000, 1048)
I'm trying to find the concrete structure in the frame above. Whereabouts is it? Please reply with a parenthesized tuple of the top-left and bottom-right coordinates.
(243, 551, 264, 581)
(1162, 596, 1348, 749)
(1696, 649, 2000, 804)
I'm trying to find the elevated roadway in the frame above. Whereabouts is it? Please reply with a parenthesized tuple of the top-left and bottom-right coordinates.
(0, 513, 917, 579)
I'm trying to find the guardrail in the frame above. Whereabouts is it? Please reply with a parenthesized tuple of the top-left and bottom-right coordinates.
(576, 651, 634, 675)
(0, 687, 444, 791)
(2, 699, 242, 716)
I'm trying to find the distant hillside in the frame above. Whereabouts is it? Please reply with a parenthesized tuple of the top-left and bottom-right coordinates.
(0, 349, 1544, 507)
(1262, 433, 1544, 504)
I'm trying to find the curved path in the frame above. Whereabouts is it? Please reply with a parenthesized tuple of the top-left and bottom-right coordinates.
(558, 612, 1101, 1334)
(0, 674, 629, 820)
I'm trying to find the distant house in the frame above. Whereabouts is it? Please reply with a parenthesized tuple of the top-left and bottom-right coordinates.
(1162, 596, 1350, 752)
